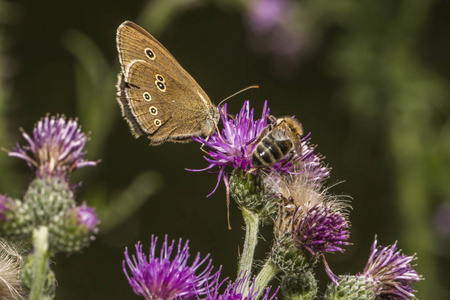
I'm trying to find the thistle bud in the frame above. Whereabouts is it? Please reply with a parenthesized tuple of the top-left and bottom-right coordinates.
(48, 203, 99, 253)
(0, 195, 33, 239)
(281, 270, 318, 300)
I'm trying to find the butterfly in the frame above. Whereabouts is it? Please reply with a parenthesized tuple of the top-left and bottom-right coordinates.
(116, 21, 219, 145)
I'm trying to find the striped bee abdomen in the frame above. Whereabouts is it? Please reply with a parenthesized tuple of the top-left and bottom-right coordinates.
(252, 134, 293, 167)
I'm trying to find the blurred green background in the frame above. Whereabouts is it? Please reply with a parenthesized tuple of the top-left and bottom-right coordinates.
(0, 0, 449, 299)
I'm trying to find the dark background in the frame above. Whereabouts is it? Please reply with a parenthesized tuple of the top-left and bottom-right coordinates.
(1, 0, 449, 299)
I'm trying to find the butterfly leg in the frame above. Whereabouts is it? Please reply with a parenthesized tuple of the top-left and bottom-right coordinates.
(198, 123, 223, 155)
(200, 141, 210, 155)
(213, 121, 228, 145)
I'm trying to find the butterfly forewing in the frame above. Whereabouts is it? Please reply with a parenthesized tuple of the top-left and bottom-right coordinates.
(117, 21, 208, 97)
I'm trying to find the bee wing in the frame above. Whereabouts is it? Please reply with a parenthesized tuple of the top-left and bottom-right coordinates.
(292, 136, 303, 156)
(272, 128, 303, 156)
(270, 129, 291, 141)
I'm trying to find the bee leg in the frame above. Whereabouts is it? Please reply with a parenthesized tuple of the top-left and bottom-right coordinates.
(293, 142, 303, 158)
(268, 114, 277, 123)
(280, 152, 295, 167)
(247, 167, 256, 174)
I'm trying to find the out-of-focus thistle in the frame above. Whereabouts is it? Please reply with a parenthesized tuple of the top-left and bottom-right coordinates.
(8, 115, 97, 179)
(3, 115, 99, 252)
(245, 0, 307, 76)
(0, 195, 33, 239)
(1, 115, 99, 300)
(49, 202, 100, 253)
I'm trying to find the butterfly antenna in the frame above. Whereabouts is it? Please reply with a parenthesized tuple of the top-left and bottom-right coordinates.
(218, 85, 259, 107)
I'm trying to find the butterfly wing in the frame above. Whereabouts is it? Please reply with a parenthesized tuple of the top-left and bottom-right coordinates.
(116, 21, 218, 144)
(117, 21, 188, 84)
(120, 60, 217, 145)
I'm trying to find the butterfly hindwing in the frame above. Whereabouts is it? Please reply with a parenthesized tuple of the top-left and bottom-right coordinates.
(121, 60, 213, 144)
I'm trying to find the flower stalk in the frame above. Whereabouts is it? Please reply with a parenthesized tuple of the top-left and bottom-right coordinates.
(253, 258, 280, 299)
(238, 207, 260, 279)
(30, 226, 50, 300)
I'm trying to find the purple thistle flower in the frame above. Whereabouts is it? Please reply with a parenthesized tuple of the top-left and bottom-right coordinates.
(245, 0, 306, 76)
(123, 235, 220, 300)
(204, 272, 278, 300)
(297, 141, 330, 186)
(434, 201, 450, 240)
(358, 237, 422, 299)
(8, 115, 97, 178)
(247, 0, 289, 35)
(74, 202, 100, 232)
(190, 101, 328, 195)
(189, 101, 271, 195)
(193, 101, 271, 173)
(293, 202, 350, 255)
(291, 202, 350, 284)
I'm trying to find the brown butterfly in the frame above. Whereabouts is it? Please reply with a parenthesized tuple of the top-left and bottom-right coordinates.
(116, 21, 219, 145)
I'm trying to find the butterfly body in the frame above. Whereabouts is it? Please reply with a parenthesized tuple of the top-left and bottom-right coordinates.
(116, 21, 219, 145)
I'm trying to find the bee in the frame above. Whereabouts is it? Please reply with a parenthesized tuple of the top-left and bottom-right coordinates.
(251, 116, 303, 168)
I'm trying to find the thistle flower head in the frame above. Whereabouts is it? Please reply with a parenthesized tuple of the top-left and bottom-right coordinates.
(247, 0, 289, 35)
(0, 195, 33, 239)
(271, 197, 349, 283)
(293, 202, 350, 255)
(245, 0, 305, 75)
(123, 235, 220, 300)
(74, 202, 100, 232)
(193, 101, 271, 172)
(297, 141, 330, 186)
(204, 272, 278, 300)
(191, 101, 327, 196)
(48, 202, 100, 253)
(263, 150, 330, 208)
(8, 115, 97, 178)
(358, 237, 422, 299)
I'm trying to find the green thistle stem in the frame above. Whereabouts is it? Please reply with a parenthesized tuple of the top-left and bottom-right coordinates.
(253, 258, 280, 299)
(238, 207, 259, 278)
(30, 226, 50, 300)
